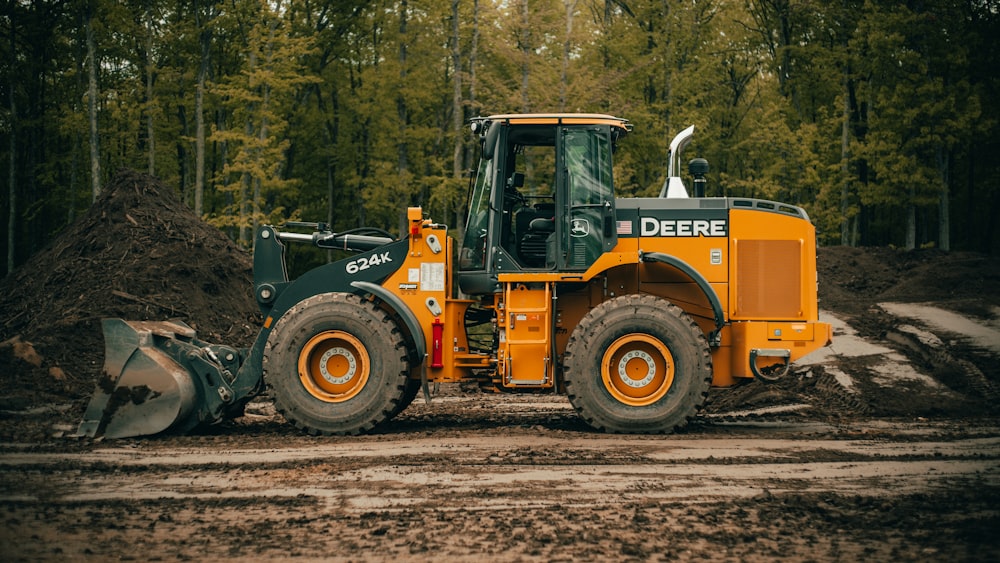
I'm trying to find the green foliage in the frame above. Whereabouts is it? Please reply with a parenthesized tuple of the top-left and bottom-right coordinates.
(203, 0, 318, 245)
(3, 0, 1000, 277)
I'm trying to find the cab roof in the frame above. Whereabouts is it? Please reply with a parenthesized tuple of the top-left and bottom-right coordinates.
(481, 113, 632, 132)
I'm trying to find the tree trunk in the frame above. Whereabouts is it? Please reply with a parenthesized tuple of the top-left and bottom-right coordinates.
(239, 114, 253, 246)
(255, 80, 271, 238)
(238, 31, 260, 247)
(520, 0, 530, 111)
(326, 86, 340, 239)
(560, 0, 577, 111)
(252, 175, 262, 237)
(937, 146, 950, 251)
(450, 0, 463, 238)
(194, 5, 211, 217)
(69, 131, 79, 224)
(176, 103, 188, 200)
(460, 0, 481, 238)
(469, 0, 479, 115)
(906, 195, 916, 250)
(86, 10, 101, 201)
(145, 2, 155, 176)
(451, 0, 463, 181)
(216, 117, 230, 239)
(397, 0, 409, 188)
(239, 168, 251, 246)
(840, 73, 851, 246)
(7, 16, 15, 276)
(194, 52, 207, 216)
(662, 3, 673, 143)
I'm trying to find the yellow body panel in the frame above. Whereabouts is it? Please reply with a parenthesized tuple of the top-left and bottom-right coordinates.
(719, 207, 830, 383)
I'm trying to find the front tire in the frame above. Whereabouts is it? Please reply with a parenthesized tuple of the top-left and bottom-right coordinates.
(563, 294, 712, 433)
(263, 293, 410, 435)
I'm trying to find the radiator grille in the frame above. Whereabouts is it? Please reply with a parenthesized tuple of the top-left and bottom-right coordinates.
(735, 239, 802, 318)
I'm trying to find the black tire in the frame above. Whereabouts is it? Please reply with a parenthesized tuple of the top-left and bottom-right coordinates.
(263, 292, 410, 435)
(391, 376, 423, 418)
(563, 294, 712, 433)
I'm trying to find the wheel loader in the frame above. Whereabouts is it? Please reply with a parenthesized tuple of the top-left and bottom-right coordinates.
(76, 113, 832, 439)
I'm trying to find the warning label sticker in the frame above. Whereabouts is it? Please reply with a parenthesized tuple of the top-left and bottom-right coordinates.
(420, 263, 445, 292)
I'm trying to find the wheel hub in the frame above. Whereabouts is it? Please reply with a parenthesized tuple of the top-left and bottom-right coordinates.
(617, 349, 657, 388)
(601, 334, 675, 407)
(298, 331, 371, 402)
(318, 347, 358, 385)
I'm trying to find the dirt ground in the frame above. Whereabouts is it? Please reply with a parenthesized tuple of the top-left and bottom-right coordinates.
(1, 170, 999, 561)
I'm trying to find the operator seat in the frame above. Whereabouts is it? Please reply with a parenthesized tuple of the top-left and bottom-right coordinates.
(517, 203, 555, 268)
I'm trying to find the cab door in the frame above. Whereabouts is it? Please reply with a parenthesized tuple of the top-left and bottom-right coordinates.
(557, 125, 618, 271)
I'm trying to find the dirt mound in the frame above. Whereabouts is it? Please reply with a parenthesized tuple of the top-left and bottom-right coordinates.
(0, 169, 261, 410)
(817, 245, 1000, 319)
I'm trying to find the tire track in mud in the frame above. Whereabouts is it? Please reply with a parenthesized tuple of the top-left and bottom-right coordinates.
(3, 430, 999, 506)
(885, 324, 1000, 403)
(2, 402, 1000, 561)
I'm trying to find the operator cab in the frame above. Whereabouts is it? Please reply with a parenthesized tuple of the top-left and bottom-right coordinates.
(458, 114, 631, 295)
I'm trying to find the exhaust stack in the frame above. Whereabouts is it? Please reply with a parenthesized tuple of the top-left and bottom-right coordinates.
(659, 125, 695, 198)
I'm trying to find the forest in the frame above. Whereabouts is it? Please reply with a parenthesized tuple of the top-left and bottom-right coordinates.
(2, 0, 999, 278)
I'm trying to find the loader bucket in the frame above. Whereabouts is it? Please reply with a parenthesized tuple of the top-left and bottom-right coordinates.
(76, 319, 200, 439)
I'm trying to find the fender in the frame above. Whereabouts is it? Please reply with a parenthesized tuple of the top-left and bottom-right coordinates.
(640, 251, 725, 340)
(350, 280, 427, 366)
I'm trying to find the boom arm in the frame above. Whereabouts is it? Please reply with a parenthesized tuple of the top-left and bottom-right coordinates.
(276, 222, 396, 252)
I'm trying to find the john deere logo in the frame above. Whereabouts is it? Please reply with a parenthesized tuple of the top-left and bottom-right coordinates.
(570, 218, 590, 238)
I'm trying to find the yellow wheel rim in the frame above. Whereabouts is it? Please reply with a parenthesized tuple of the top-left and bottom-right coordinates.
(601, 334, 675, 407)
(298, 331, 370, 403)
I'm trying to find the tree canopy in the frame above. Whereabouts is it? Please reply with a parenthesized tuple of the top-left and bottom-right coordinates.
(2, 0, 999, 277)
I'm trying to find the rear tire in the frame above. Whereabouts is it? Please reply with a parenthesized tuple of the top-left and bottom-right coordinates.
(263, 292, 410, 435)
(563, 294, 712, 433)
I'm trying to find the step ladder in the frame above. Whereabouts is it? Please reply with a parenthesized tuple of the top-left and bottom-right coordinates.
(500, 282, 554, 387)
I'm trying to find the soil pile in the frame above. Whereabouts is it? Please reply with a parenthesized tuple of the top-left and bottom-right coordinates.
(817, 245, 1000, 319)
(0, 169, 261, 409)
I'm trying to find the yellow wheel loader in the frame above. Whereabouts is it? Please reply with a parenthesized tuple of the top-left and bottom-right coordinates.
(76, 114, 832, 438)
